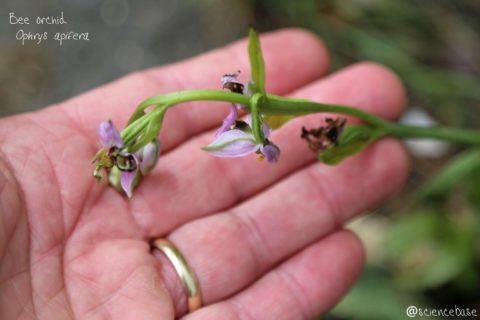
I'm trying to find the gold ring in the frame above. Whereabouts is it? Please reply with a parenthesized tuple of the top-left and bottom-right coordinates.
(151, 238, 202, 312)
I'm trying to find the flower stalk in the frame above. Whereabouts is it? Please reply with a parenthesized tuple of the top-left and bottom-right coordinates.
(123, 90, 480, 146)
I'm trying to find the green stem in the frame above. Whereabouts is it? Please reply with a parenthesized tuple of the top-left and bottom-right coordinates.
(138, 90, 250, 108)
(264, 94, 480, 145)
(121, 90, 249, 146)
(387, 124, 480, 145)
(263, 94, 392, 128)
(123, 89, 480, 147)
(121, 105, 162, 144)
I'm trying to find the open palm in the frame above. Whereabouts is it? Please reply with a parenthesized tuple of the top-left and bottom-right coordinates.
(0, 29, 409, 320)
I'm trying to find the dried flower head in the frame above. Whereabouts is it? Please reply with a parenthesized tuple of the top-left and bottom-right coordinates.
(301, 117, 347, 153)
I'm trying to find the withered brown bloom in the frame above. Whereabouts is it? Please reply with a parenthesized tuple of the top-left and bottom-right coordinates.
(301, 117, 347, 153)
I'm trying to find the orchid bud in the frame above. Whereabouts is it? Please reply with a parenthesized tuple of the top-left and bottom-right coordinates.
(138, 139, 160, 175)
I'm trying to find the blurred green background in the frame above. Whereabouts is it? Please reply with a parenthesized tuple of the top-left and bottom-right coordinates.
(1, 0, 479, 319)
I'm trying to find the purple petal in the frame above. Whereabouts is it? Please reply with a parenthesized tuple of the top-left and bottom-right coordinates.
(121, 170, 137, 198)
(260, 142, 280, 163)
(98, 120, 123, 148)
(216, 104, 238, 137)
(203, 129, 259, 157)
(139, 140, 160, 175)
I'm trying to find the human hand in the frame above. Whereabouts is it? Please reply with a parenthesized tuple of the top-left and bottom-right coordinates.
(0, 29, 409, 319)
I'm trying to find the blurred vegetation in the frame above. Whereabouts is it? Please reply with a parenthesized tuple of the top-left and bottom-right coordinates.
(253, 0, 480, 318)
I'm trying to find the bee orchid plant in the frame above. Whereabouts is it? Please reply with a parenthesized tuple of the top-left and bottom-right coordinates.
(92, 28, 480, 198)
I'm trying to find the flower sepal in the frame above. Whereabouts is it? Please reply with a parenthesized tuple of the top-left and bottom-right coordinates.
(202, 127, 259, 157)
(108, 166, 142, 198)
(203, 116, 280, 163)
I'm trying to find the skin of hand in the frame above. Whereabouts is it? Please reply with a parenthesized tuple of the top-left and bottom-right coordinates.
(0, 29, 409, 320)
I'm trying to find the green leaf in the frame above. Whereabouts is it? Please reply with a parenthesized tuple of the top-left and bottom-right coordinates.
(127, 97, 168, 126)
(319, 125, 385, 165)
(126, 107, 147, 126)
(250, 93, 265, 143)
(417, 148, 480, 201)
(467, 166, 480, 207)
(263, 114, 296, 129)
(128, 109, 165, 153)
(248, 27, 266, 94)
(331, 267, 417, 320)
(385, 210, 474, 290)
(127, 102, 159, 126)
